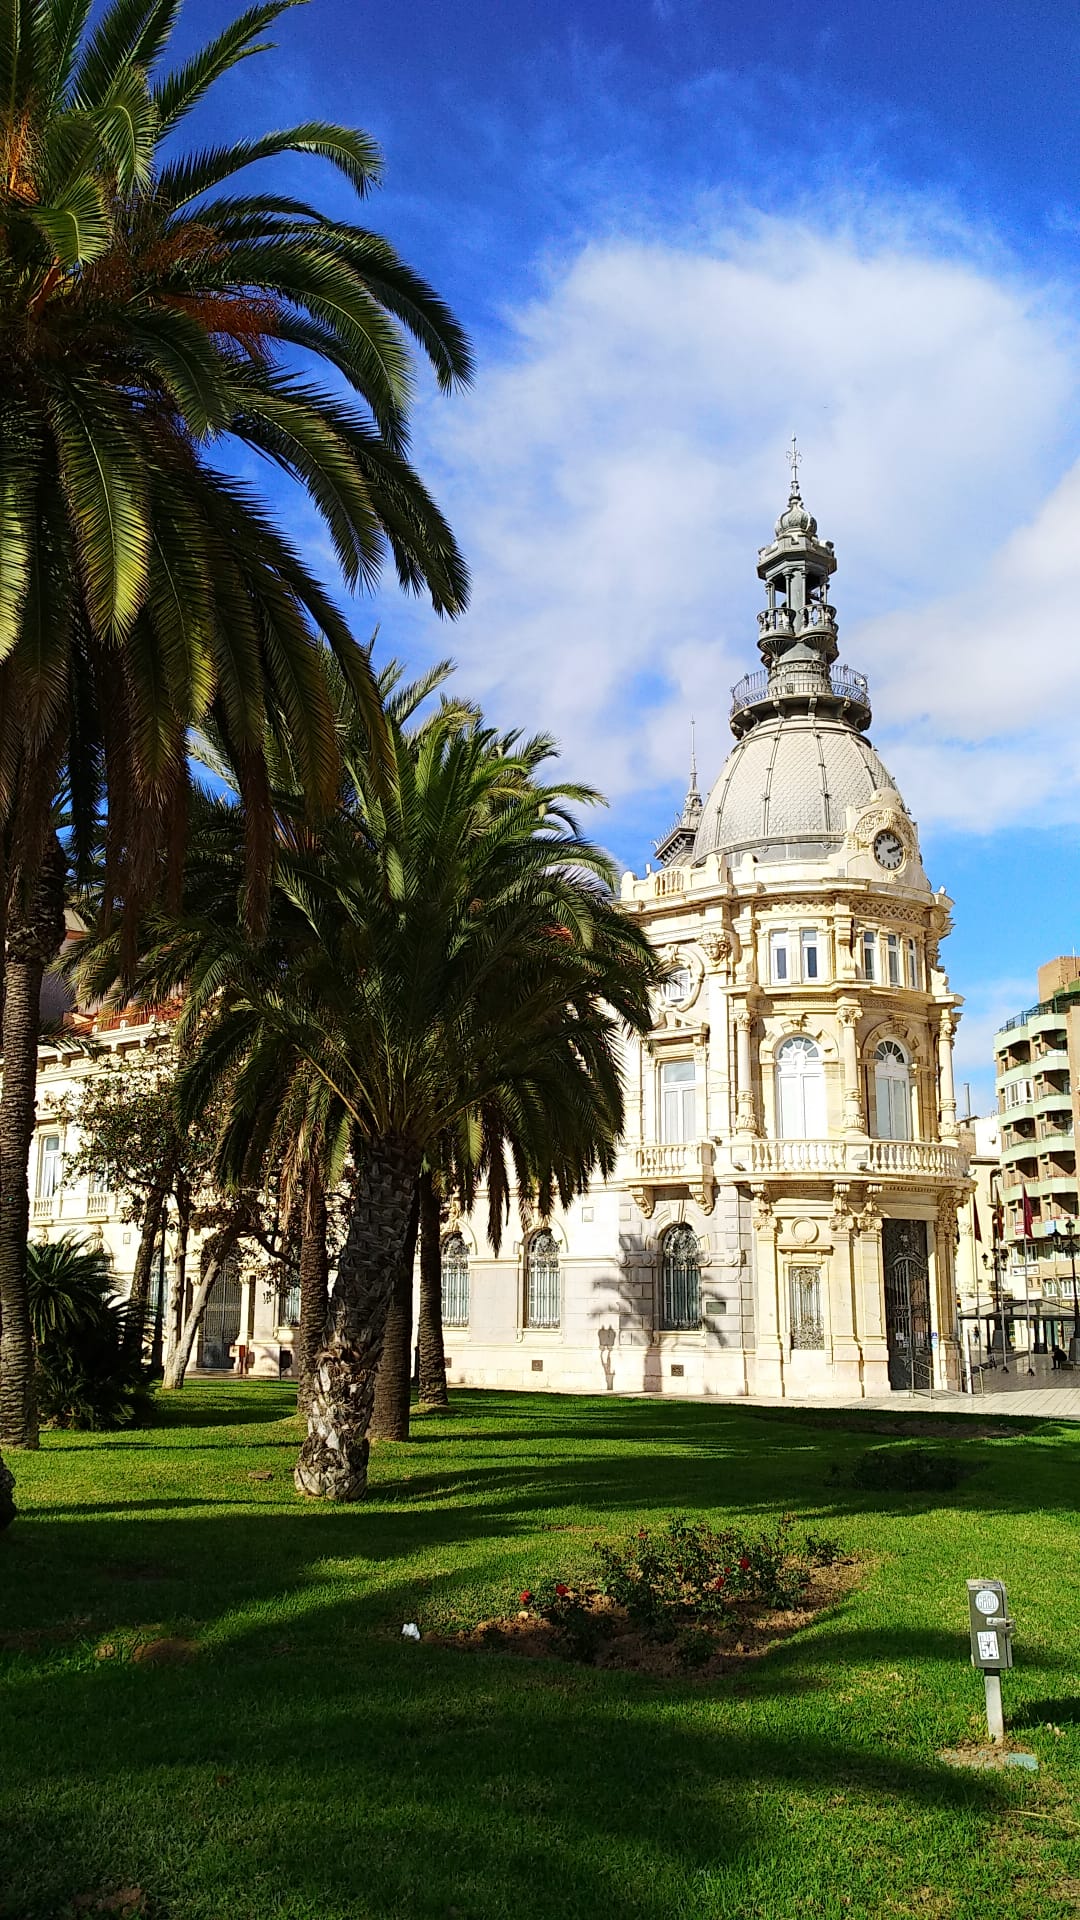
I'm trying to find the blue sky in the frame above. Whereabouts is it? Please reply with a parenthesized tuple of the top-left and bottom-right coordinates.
(176, 0, 1080, 1107)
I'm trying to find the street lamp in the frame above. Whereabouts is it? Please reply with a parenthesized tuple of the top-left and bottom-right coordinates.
(982, 1242, 1010, 1374)
(1045, 1216, 1080, 1363)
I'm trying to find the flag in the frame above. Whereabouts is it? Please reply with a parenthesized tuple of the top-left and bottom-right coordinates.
(973, 1197, 983, 1244)
(1021, 1183, 1035, 1243)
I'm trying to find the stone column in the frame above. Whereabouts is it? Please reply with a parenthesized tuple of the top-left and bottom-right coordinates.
(837, 999, 865, 1135)
(749, 1186, 784, 1394)
(934, 1189, 962, 1389)
(828, 1184, 863, 1387)
(734, 1009, 758, 1134)
(938, 1011, 958, 1142)
(853, 1186, 890, 1394)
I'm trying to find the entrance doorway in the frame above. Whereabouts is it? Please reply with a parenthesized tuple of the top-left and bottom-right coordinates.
(197, 1262, 243, 1370)
(883, 1219, 932, 1391)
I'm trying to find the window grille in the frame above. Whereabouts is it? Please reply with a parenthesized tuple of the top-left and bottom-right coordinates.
(789, 1266, 825, 1349)
(276, 1276, 301, 1326)
(441, 1231, 470, 1328)
(526, 1229, 560, 1328)
(660, 1224, 701, 1330)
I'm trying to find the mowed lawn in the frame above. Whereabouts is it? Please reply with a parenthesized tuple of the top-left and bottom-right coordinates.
(2, 1388, 1079, 1920)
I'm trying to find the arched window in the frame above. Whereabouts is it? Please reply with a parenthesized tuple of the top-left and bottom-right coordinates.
(441, 1232, 470, 1328)
(660, 1224, 701, 1330)
(775, 1036, 826, 1139)
(874, 1038, 912, 1141)
(526, 1229, 560, 1328)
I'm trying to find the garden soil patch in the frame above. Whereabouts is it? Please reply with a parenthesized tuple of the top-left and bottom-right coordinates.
(436, 1560, 861, 1680)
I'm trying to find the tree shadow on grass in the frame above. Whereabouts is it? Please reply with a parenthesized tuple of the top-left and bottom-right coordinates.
(0, 1578, 1027, 1920)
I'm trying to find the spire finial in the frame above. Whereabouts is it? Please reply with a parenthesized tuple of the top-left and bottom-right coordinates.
(682, 716, 702, 822)
(788, 432, 802, 497)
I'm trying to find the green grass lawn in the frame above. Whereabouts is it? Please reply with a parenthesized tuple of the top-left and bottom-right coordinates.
(2, 1387, 1079, 1920)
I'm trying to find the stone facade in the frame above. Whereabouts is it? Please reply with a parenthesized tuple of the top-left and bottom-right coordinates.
(448, 472, 971, 1399)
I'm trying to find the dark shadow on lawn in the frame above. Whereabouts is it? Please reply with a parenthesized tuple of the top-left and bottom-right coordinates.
(1011, 1696, 1080, 1728)
(0, 1592, 1023, 1920)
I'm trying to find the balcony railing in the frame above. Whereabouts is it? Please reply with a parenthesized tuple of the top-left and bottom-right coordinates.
(730, 662, 870, 721)
(736, 1138, 968, 1180)
(32, 1196, 56, 1223)
(633, 1140, 712, 1181)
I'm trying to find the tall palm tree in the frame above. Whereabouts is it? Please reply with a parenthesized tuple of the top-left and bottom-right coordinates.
(0, 0, 471, 1449)
(133, 714, 661, 1500)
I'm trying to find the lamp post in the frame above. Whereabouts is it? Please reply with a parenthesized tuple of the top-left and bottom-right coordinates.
(982, 1242, 1010, 1374)
(1046, 1216, 1080, 1364)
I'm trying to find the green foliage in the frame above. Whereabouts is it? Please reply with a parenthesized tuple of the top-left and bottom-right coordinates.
(846, 1444, 972, 1494)
(27, 1234, 153, 1429)
(593, 1513, 841, 1635)
(0, 0, 470, 915)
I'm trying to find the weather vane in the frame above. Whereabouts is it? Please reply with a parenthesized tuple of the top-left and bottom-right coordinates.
(788, 432, 801, 491)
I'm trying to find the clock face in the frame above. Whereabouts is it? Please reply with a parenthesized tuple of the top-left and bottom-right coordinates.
(974, 1588, 999, 1615)
(873, 829, 905, 871)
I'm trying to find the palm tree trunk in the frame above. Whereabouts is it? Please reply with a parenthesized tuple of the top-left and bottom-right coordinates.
(296, 1162, 329, 1415)
(294, 1135, 421, 1501)
(0, 838, 65, 1450)
(417, 1170, 449, 1407)
(370, 1181, 420, 1440)
(0, 1450, 14, 1529)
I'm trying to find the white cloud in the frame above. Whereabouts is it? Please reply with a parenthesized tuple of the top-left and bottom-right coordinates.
(399, 214, 1080, 838)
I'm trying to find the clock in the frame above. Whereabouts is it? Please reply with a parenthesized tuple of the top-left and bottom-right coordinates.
(873, 829, 905, 871)
(974, 1588, 999, 1616)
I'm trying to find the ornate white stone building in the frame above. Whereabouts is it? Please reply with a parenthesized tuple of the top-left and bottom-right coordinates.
(444, 474, 971, 1399)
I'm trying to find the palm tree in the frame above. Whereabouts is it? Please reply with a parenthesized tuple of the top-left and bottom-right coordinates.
(0, 0, 471, 1448)
(141, 714, 661, 1500)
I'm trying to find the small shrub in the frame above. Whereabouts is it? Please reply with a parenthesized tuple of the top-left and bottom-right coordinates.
(592, 1513, 840, 1635)
(28, 1236, 154, 1430)
(849, 1445, 970, 1494)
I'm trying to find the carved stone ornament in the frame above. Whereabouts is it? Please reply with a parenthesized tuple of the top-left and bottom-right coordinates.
(750, 1184, 775, 1232)
(830, 1183, 853, 1233)
(630, 1184, 655, 1220)
(702, 930, 733, 969)
(853, 1183, 884, 1236)
(937, 1189, 960, 1244)
(792, 1217, 819, 1246)
(854, 805, 915, 860)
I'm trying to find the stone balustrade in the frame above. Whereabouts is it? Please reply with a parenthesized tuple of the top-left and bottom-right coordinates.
(733, 1137, 968, 1180)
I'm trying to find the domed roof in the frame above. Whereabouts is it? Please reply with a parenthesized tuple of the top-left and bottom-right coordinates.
(773, 489, 818, 539)
(692, 714, 902, 859)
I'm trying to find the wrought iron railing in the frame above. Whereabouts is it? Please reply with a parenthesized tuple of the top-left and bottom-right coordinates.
(730, 662, 870, 717)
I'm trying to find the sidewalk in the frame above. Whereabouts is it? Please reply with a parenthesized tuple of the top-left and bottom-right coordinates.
(739, 1387, 1080, 1420)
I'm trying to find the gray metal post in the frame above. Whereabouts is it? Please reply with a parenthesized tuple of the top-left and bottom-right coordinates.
(984, 1671, 1004, 1744)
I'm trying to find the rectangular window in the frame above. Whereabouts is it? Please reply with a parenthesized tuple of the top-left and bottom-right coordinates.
(906, 938, 920, 989)
(661, 966, 691, 1004)
(789, 1267, 825, 1349)
(886, 933, 901, 986)
(769, 929, 789, 984)
(89, 1166, 109, 1196)
(661, 1059, 697, 1142)
(37, 1132, 62, 1199)
(800, 927, 819, 981)
(861, 931, 877, 981)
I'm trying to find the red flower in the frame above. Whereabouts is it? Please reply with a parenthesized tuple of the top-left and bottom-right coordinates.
(555, 1583, 570, 1597)
(711, 1574, 725, 1589)
(739, 1557, 750, 1571)
(519, 1590, 532, 1605)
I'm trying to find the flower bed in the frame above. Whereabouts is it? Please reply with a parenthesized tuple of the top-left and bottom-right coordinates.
(441, 1515, 858, 1679)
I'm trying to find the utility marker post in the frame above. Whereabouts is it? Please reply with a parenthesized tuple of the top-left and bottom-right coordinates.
(967, 1578, 1013, 1745)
